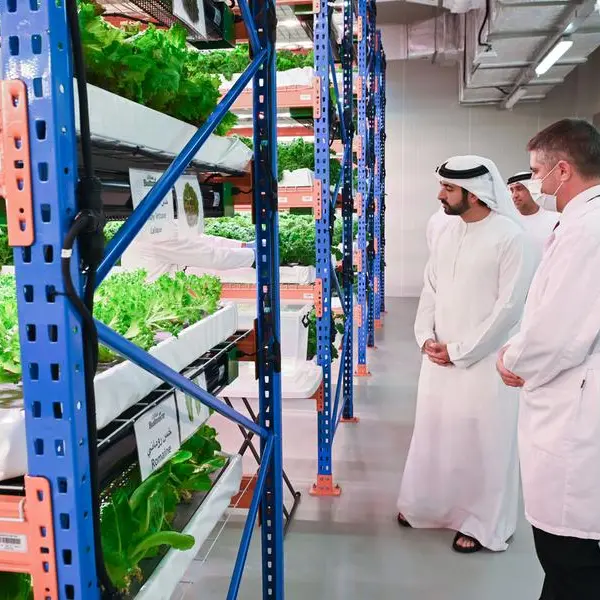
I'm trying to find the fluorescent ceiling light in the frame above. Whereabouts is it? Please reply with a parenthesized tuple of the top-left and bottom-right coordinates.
(505, 87, 527, 110)
(535, 39, 573, 76)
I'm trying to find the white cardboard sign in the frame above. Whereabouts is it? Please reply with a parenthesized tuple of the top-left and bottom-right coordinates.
(129, 169, 176, 242)
(135, 394, 181, 480)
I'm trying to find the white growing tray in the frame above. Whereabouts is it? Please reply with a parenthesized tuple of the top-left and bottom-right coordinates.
(186, 265, 316, 285)
(220, 359, 322, 400)
(75, 83, 253, 174)
(0, 304, 238, 481)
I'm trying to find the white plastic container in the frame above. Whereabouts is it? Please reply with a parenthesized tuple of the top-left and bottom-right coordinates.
(235, 302, 312, 362)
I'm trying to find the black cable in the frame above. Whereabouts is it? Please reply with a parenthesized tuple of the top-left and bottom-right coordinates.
(65, 2, 119, 597)
(67, 0, 93, 181)
(478, 0, 492, 52)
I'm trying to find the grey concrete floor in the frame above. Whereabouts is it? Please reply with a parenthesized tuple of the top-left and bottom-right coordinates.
(173, 298, 544, 599)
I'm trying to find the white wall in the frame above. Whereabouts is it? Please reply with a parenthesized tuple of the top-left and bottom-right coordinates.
(384, 52, 600, 297)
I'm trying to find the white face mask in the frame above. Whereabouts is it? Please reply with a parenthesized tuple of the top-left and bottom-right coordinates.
(525, 164, 562, 213)
(537, 194, 557, 212)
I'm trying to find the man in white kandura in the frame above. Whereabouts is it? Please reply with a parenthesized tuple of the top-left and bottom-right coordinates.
(507, 171, 557, 258)
(397, 155, 535, 553)
(122, 222, 256, 282)
(497, 119, 600, 599)
(425, 205, 452, 254)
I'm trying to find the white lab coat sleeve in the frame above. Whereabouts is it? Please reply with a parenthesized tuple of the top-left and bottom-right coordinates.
(503, 230, 600, 390)
(200, 234, 245, 249)
(143, 237, 255, 270)
(447, 231, 533, 369)
(414, 257, 437, 350)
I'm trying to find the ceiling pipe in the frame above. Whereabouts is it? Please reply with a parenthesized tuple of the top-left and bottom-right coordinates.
(500, 0, 597, 109)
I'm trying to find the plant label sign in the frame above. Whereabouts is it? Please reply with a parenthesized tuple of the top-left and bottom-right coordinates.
(176, 372, 210, 443)
(135, 394, 181, 481)
(175, 175, 205, 238)
(174, 0, 207, 39)
(129, 169, 176, 242)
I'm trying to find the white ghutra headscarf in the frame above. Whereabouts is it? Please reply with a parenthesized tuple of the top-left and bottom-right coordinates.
(435, 155, 523, 227)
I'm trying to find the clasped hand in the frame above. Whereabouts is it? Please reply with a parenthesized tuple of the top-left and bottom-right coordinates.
(496, 346, 524, 388)
(423, 339, 452, 366)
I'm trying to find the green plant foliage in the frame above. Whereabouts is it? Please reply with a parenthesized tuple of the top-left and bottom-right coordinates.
(0, 228, 12, 268)
(204, 213, 357, 266)
(0, 270, 222, 382)
(277, 138, 341, 184)
(0, 572, 32, 600)
(192, 45, 313, 81)
(78, 2, 236, 135)
(100, 424, 225, 591)
(306, 310, 345, 361)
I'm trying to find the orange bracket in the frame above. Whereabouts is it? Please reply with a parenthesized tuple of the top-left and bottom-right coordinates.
(355, 364, 371, 377)
(340, 416, 360, 423)
(357, 16, 363, 41)
(354, 192, 363, 216)
(354, 249, 362, 272)
(0, 476, 58, 599)
(313, 76, 322, 120)
(375, 319, 383, 330)
(0, 80, 34, 247)
(314, 278, 323, 318)
(354, 304, 362, 327)
(313, 0, 321, 12)
(374, 276, 379, 294)
(313, 179, 322, 220)
(356, 76, 363, 100)
(310, 475, 341, 497)
(312, 383, 324, 413)
(374, 237, 379, 254)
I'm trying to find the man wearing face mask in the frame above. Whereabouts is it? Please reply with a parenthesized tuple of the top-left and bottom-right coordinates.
(507, 171, 557, 258)
(497, 119, 600, 599)
(397, 155, 535, 554)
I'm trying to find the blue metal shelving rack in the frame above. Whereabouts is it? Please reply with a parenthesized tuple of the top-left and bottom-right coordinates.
(379, 43, 387, 314)
(310, 0, 358, 497)
(373, 30, 384, 329)
(1, 0, 284, 598)
(356, 0, 377, 375)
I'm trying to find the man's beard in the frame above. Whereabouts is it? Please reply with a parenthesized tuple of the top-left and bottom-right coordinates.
(441, 192, 470, 216)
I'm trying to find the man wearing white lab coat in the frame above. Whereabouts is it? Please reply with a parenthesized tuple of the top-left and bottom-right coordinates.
(507, 171, 557, 259)
(397, 155, 535, 553)
(497, 119, 600, 599)
(122, 221, 255, 281)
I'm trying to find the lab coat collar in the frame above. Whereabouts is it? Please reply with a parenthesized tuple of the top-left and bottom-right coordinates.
(562, 184, 600, 221)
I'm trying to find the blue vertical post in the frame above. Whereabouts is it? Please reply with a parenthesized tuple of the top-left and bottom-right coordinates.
(341, 0, 357, 420)
(380, 48, 387, 313)
(366, 1, 376, 349)
(355, 0, 370, 376)
(1, 2, 100, 598)
(311, 0, 340, 496)
(251, 0, 285, 592)
(373, 31, 383, 330)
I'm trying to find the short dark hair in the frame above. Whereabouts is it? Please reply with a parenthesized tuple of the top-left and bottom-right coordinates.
(527, 119, 600, 179)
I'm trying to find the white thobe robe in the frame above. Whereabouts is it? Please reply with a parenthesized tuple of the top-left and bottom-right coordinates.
(519, 208, 557, 262)
(122, 224, 255, 282)
(426, 207, 452, 254)
(398, 211, 535, 551)
(504, 186, 600, 540)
